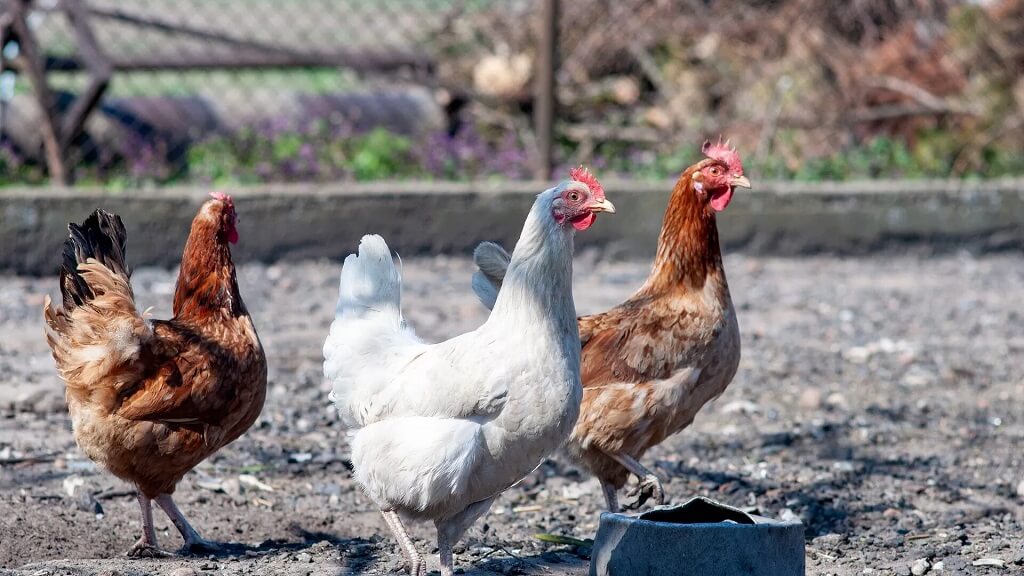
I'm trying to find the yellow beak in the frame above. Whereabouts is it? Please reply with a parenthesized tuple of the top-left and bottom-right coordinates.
(731, 175, 752, 189)
(589, 198, 616, 214)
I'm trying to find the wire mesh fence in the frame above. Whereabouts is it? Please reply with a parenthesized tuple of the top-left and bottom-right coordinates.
(0, 0, 1022, 186)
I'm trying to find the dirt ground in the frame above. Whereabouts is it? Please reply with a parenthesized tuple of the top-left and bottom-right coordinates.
(1, 252, 1023, 576)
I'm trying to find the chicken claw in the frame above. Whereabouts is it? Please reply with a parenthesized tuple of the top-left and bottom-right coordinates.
(126, 540, 172, 558)
(624, 473, 665, 510)
(609, 452, 666, 510)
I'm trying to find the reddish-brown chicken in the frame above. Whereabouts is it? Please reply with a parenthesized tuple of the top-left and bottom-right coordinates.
(472, 142, 749, 510)
(43, 193, 266, 556)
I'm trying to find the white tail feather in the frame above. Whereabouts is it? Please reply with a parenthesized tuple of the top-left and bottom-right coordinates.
(470, 241, 511, 311)
(335, 234, 402, 323)
(471, 271, 499, 311)
(324, 235, 424, 428)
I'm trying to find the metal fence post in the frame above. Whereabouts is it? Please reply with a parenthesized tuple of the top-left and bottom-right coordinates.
(534, 0, 559, 180)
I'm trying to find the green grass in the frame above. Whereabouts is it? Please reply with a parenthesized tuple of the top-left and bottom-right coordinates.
(39, 68, 361, 99)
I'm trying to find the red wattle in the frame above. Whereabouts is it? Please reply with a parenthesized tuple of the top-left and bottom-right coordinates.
(228, 227, 239, 244)
(710, 187, 733, 212)
(571, 212, 596, 230)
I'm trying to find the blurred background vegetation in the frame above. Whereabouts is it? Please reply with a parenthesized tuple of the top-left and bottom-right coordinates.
(1, 0, 1022, 187)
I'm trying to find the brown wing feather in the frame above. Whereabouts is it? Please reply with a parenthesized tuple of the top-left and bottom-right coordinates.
(114, 321, 251, 425)
(578, 296, 699, 388)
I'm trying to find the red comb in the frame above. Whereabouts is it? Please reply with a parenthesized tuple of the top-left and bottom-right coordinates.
(701, 137, 744, 174)
(569, 165, 605, 199)
(209, 191, 234, 206)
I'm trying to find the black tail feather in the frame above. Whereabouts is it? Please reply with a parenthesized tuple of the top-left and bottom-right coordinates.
(60, 210, 129, 310)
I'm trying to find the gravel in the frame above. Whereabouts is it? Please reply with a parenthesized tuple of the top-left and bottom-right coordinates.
(2, 252, 1023, 575)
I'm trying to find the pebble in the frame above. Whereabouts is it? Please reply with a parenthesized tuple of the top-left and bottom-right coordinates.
(825, 392, 848, 410)
(778, 508, 800, 523)
(347, 543, 372, 557)
(296, 552, 313, 563)
(169, 569, 198, 576)
(798, 388, 822, 411)
(910, 558, 930, 575)
(813, 533, 845, 548)
(720, 399, 761, 415)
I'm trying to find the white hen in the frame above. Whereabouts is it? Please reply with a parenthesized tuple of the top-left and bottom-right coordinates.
(323, 171, 614, 576)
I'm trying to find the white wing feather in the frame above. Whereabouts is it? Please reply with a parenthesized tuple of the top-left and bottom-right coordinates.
(323, 235, 507, 429)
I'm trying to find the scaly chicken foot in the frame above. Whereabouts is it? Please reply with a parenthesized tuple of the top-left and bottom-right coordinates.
(125, 493, 172, 558)
(154, 494, 223, 555)
(381, 509, 425, 576)
(126, 539, 172, 558)
(608, 452, 665, 510)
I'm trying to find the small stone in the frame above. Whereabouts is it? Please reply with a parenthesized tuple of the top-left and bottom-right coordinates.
(347, 544, 372, 557)
(296, 552, 313, 563)
(971, 558, 1005, 567)
(845, 346, 872, 363)
(169, 569, 198, 576)
(931, 561, 944, 571)
(720, 399, 760, 415)
(62, 475, 86, 497)
(238, 474, 274, 492)
(813, 533, 844, 548)
(1016, 480, 1024, 498)
(778, 508, 800, 523)
(911, 558, 930, 575)
(833, 461, 856, 473)
(825, 392, 848, 410)
(221, 477, 242, 497)
(799, 389, 822, 411)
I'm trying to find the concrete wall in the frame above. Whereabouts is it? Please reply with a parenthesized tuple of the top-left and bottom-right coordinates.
(2, 178, 1022, 275)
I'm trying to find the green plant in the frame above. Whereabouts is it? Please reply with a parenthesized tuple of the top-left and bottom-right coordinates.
(346, 128, 415, 181)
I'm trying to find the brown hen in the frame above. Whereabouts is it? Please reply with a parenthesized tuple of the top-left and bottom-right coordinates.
(43, 194, 266, 556)
(472, 141, 749, 510)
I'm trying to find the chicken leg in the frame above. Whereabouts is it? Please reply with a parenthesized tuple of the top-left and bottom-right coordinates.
(154, 494, 222, 554)
(608, 452, 664, 509)
(126, 493, 170, 557)
(436, 497, 496, 576)
(600, 480, 620, 512)
(381, 509, 425, 576)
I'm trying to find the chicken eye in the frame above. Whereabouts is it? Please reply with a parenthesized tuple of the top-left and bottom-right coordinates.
(709, 167, 721, 176)
(568, 191, 581, 202)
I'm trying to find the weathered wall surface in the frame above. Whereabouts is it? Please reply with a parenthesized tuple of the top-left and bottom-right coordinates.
(2, 179, 1022, 275)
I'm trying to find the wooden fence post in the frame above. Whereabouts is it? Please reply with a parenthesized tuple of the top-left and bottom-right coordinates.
(534, 0, 559, 180)
(9, 0, 67, 184)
